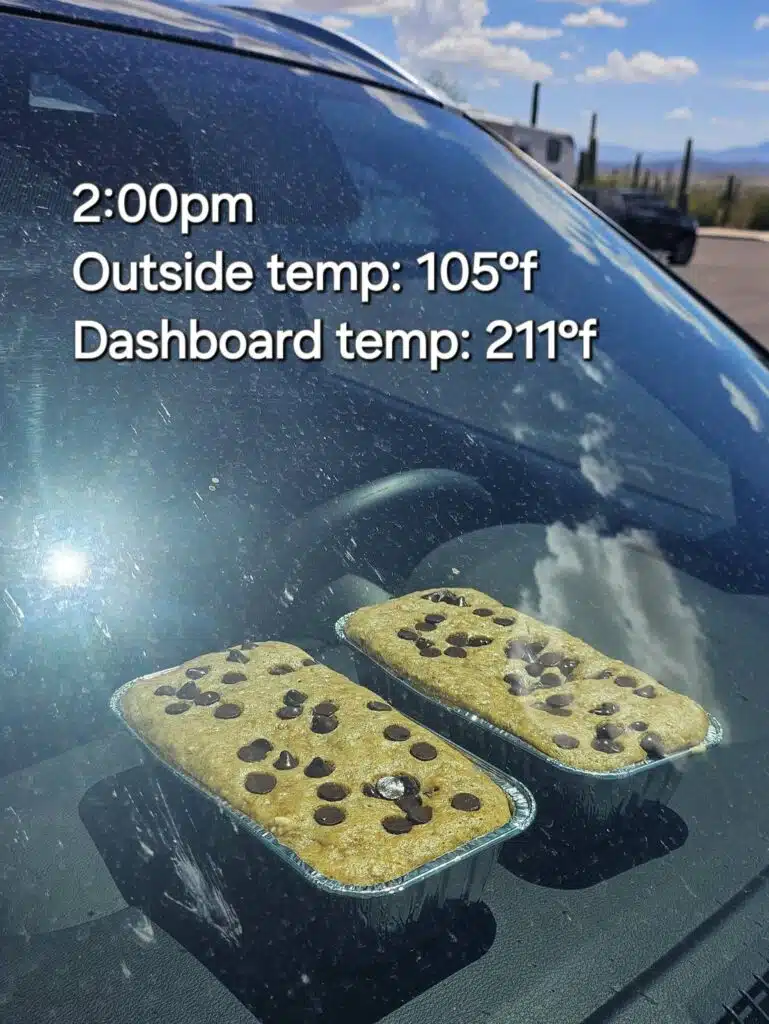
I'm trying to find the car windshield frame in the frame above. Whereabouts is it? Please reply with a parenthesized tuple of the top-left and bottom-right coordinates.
(3, 12, 769, 1024)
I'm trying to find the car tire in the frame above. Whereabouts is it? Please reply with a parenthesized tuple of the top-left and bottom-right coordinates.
(669, 236, 695, 266)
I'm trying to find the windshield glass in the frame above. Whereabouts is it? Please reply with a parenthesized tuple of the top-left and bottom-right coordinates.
(2, 13, 769, 1024)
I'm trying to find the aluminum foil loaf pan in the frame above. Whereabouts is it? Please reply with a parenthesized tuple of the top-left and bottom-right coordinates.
(109, 672, 536, 945)
(336, 614, 723, 830)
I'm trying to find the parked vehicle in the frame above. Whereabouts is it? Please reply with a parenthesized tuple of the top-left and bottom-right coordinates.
(460, 107, 578, 186)
(580, 186, 698, 266)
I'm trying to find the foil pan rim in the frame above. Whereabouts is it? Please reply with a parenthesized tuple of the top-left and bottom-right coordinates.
(108, 673, 537, 899)
(335, 613, 723, 782)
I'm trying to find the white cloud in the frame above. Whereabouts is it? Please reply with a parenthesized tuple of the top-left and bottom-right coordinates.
(730, 78, 769, 91)
(539, 0, 651, 4)
(484, 21, 562, 40)
(563, 6, 627, 28)
(665, 106, 693, 120)
(560, 50, 573, 59)
(418, 34, 554, 78)
(249, 0, 560, 79)
(577, 49, 698, 83)
(755, 14, 769, 30)
(319, 14, 353, 29)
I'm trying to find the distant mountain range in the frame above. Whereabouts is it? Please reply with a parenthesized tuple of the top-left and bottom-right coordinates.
(598, 140, 769, 170)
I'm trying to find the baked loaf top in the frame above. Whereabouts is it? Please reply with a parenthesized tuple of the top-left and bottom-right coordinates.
(344, 588, 711, 773)
(117, 641, 511, 886)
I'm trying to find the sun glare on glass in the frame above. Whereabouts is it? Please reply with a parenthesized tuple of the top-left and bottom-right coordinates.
(43, 547, 90, 587)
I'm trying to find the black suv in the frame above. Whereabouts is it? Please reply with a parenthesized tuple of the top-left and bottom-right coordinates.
(580, 187, 698, 266)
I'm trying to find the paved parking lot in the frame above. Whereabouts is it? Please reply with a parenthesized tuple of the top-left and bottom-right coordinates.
(675, 236, 769, 351)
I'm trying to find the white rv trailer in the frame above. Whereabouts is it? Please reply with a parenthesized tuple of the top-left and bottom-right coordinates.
(460, 106, 577, 187)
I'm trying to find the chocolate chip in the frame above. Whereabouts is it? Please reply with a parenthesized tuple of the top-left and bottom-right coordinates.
(269, 664, 294, 675)
(154, 685, 177, 696)
(446, 632, 469, 646)
(314, 806, 345, 826)
(311, 715, 338, 734)
(546, 693, 574, 708)
(410, 742, 437, 761)
(384, 724, 410, 742)
(414, 637, 435, 650)
(301, 658, 317, 667)
(493, 616, 516, 626)
(591, 702, 621, 716)
(406, 804, 433, 825)
(594, 669, 614, 679)
(165, 702, 190, 715)
(367, 700, 391, 711)
(506, 675, 530, 696)
(424, 613, 446, 624)
(382, 816, 413, 834)
(244, 772, 276, 794)
(419, 647, 442, 657)
(591, 737, 624, 754)
(634, 685, 656, 698)
(274, 750, 298, 770)
(397, 774, 421, 797)
(185, 666, 210, 679)
(528, 642, 546, 655)
(305, 757, 335, 778)
(276, 705, 302, 720)
(467, 635, 492, 647)
(317, 782, 348, 801)
(362, 782, 379, 798)
(596, 723, 624, 741)
(195, 691, 220, 706)
(629, 720, 648, 731)
(560, 658, 579, 676)
(505, 642, 529, 660)
(553, 734, 580, 749)
(538, 652, 562, 667)
(395, 794, 422, 813)
(397, 628, 419, 640)
(640, 733, 666, 758)
(444, 646, 467, 658)
(525, 662, 544, 677)
(312, 701, 338, 717)
(451, 793, 481, 812)
(539, 673, 562, 688)
(177, 681, 200, 700)
(226, 649, 249, 664)
(214, 703, 242, 719)
(473, 608, 494, 617)
(221, 671, 247, 685)
(544, 705, 573, 717)
(284, 689, 308, 706)
(415, 621, 437, 632)
(423, 590, 466, 606)
(615, 675, 637, 687)
(238, 739, 273, 762)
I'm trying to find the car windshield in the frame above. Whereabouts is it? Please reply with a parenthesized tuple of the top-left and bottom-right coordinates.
(3, 12, 769, 1024)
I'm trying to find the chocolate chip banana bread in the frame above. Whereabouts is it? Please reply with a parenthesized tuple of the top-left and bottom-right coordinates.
(344, 588, 711, 773)
(117, 641, 511, 886)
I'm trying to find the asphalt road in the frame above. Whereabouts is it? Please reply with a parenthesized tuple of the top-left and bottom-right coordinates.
(675, 236, 769, 351)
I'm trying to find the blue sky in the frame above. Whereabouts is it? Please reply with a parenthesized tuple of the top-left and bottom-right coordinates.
(248, 0, 769, 150)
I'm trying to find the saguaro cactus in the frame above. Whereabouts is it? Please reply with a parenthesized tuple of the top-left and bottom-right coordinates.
(677, 138, 693, 213)
(631, 153, 642, 187)
(530, 82, 540, 127)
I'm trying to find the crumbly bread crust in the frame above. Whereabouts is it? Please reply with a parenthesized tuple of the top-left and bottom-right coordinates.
(119, 640, 511, 886)
(344, 588, 711, 773)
